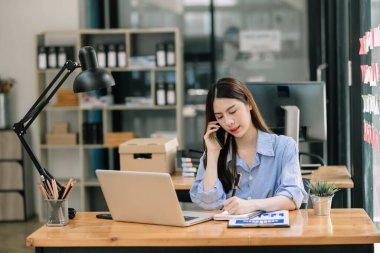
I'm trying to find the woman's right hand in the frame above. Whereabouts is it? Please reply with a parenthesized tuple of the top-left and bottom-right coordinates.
(204, 121, 224, 152)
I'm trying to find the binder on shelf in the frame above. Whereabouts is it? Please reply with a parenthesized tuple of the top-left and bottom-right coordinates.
(37, 46, 47, 70)
(156, 43, 166, 67)
(107, 44, 117, 68)
(166, 42, 175, 66)
(47, 46, 57, 68)
(117, 44, 126, 67)
(166, 72, 176, 105)
(89, 149, 107, 179)
(96, 44, 106, 68)
(57, 46, 67, 67)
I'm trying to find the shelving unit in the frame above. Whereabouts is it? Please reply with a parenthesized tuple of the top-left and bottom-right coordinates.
(0, 130, 34, 221)
(35, 28, 183, 217)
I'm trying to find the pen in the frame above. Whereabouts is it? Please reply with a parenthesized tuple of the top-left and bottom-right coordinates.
(220, 173, 242, 210)
(231, 173, 241, 197)
(247, 210, 264, 219)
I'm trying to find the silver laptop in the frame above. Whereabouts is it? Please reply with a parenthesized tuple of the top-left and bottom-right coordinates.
(96, 170, 214, 227)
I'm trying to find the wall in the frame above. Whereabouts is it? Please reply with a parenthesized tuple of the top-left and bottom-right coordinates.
(0, 0, 80, 216)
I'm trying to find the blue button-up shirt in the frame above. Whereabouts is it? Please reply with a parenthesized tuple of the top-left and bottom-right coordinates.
(190, 130, 308, 210)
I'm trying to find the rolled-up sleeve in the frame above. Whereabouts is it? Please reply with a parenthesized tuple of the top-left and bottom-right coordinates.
(190, 156, 226, 210)
(274, 138, 308, 208)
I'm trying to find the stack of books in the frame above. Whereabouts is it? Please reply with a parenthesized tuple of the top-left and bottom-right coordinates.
(181, 157, 198, 177)
(177, 149, 203, 177)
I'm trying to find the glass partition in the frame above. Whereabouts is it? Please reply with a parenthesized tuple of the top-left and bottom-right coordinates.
(214, 0, 309, 82)
(370, 0, 380, 227)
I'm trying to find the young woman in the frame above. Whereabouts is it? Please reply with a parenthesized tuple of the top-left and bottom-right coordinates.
(190, 77, 307, 214)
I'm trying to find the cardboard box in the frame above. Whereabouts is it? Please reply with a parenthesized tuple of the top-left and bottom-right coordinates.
(46, 133, 77, 145)
(55, 89, 79, 107)
(105, 132, 134, 148)
(53, 122, 69, 134)
(119, 138, 178, 174)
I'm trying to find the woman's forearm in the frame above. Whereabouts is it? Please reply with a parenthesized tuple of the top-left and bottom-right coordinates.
(251, 195, 296, 212)
(203, 151, 220, 192)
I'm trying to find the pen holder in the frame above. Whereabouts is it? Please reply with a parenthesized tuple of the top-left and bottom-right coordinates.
(45, 199, 69, 226)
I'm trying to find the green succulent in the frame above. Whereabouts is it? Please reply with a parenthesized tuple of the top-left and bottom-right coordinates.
(309, 181, 339, 197)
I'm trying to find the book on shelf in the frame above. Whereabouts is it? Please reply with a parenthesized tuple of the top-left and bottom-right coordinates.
(182, 171, 196, 177)
(227, 210, 290, 228)
(182, 166, 197, 177)
(213, 210, 263, 221)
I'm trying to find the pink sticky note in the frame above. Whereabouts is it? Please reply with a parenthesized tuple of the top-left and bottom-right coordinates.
(359, 38, 366, 55)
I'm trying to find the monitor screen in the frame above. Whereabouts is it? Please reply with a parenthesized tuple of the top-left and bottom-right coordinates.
(246, 82, 327, 141)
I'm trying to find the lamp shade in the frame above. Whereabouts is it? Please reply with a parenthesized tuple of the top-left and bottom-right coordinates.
(73, 46, 115, 93)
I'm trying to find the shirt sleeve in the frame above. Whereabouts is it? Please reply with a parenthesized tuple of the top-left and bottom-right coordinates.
(274, 137, 308, 208)
(189, 155, 226, 210)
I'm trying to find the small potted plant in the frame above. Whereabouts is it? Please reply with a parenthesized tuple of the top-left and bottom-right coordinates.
(309, 181, 339, 216)
(0, 76, 15, 129)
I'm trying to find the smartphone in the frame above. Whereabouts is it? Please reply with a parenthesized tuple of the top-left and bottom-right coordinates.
(214, 127, 226, 148)
(96, 213, 112, 220)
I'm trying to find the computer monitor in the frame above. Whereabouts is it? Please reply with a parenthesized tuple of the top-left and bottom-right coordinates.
(246, 81, 327, 141)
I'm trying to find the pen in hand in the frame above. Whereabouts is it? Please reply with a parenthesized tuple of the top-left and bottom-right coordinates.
(220, 173, 242, 211)
(231, 173, 242, 197)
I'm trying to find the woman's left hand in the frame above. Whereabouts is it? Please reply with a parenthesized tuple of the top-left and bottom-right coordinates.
(223, 197, 257, 214)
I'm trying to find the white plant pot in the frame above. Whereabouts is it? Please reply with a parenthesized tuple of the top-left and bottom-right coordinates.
(310, 195, 333, 216)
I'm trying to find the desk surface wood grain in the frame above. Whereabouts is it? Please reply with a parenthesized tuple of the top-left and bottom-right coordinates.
(302, 166, 354, 188)
(26, 209, 379, 247)
(172, 166, 354, 190)
(171, 171, 195, 190)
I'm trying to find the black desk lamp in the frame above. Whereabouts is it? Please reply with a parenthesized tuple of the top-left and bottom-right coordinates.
(13, 46, 115, 197)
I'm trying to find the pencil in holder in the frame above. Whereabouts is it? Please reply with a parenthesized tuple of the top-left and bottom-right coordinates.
(45, 199, 69, 226)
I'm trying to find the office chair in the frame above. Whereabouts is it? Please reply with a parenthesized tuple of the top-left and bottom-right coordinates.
(300, 178, 311, 209)
(299, 152, 325, 167)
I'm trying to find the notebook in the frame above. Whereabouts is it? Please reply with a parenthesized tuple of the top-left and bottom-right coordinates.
(96, 170, 214, 227)
(227, 210, 290, 228)
(213, 210, 263, 220)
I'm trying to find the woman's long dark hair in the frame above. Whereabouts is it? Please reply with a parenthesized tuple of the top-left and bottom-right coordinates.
(203, 77, 270, 193)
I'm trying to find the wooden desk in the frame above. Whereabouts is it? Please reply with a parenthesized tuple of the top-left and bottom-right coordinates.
(303, 166, 353, 208)
(26, 209, 380, 253)
(172, 166, 354, 190)
(172, 166, 354, 205)
(302, 165, 354, 189)
(172, 171, 194, 190)
(172, 171, 194, 202)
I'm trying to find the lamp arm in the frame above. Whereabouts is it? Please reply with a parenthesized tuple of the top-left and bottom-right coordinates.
(25, 71, 72, 130)
(15, 131, 50, 180)
(20, 67, 66, 125)
(13, 60, 80, 194)
(20, 60, 80, 128)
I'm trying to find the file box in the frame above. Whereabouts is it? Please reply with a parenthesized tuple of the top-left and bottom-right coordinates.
(119, 138, 178, 174)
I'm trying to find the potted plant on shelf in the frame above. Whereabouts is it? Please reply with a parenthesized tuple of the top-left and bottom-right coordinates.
(0, 76, 15, 129)
(309, 181, 339, 216)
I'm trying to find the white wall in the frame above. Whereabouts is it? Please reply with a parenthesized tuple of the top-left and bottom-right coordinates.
(0, 0, 80, 216)
(0, 0, 79, 122)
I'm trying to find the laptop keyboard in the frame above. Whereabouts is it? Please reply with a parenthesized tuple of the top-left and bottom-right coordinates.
(184, 216, 197, 222)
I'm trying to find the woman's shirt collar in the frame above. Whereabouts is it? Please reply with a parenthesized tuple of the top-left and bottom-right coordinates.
(226, 130, 275, 163)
